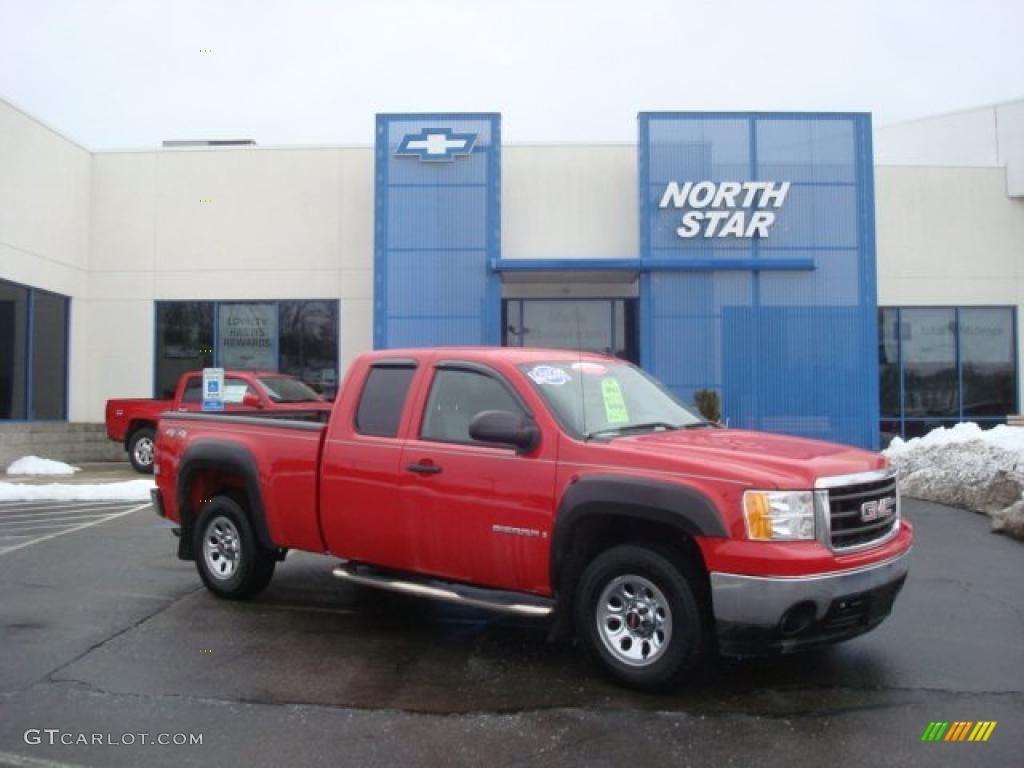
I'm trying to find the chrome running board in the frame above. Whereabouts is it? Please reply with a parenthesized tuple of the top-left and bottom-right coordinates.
(332, 562, 554, 617)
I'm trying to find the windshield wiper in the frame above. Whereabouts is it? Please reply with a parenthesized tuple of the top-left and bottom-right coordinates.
(683, 420, 718, 429)
(585, 421, 681, 440)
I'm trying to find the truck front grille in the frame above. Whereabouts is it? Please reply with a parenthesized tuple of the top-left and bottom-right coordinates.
(824, 472, 899, 552)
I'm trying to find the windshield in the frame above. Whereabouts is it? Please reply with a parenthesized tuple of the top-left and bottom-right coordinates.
(256, 376, 322, 403)
(518, 361, 706, 439)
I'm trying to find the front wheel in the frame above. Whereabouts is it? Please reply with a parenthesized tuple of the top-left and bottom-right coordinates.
(575, 544, 706, 691)
(194, 496, 275, 599)
(127, 427, 156, 474)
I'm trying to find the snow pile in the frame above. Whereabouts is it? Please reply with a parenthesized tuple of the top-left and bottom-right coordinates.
(6, 456, 80, 476)
(883, 422, 1024, 540)
(0, 480, 154, 502)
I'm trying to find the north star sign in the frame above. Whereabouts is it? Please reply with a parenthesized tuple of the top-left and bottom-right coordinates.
(659, 180, 791, 238)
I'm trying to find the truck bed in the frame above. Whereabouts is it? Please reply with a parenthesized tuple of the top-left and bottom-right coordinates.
(155, 411, 329, 554)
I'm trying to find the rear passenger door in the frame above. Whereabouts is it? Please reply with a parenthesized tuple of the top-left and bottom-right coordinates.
(319, 360, 421, 568)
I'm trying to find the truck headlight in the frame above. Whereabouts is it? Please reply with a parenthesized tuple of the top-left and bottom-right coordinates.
(743, 490, 816, 541)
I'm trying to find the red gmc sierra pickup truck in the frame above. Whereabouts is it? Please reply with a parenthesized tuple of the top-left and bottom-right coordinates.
(151, 348, 912, 690)
(106, 370, 331, 473)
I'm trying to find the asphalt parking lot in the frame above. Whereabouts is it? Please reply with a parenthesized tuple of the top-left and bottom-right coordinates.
(0, 496, 1021, 768)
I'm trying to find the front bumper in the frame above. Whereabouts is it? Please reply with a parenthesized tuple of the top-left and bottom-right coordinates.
(710, 547, 911, 656)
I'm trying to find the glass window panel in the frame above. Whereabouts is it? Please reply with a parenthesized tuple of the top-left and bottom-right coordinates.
(0, 280, 28, 419)
(279, 301, 339, 399)
(520, 300, 614, 355)
(156, 303, 213, 398)
(960, 308, 1017, 417)
(504, 300, 524, 347)
(878, 308, 900, 417)
(879, 419, 901, 448)
(219, 302, 277, 371)
(421, 369, 523, 444)
(901, 309, 958, 418)
(355, 366, 416, 437)
(902, 419, 960, 440)
(30, 291, 68, 419)
(181, 376, 203, 403)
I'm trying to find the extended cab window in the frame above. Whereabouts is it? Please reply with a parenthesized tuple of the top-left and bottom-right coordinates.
(421, 368, 524, 445)
(355, 365, 416, 437)
(182, 377, 202, 403)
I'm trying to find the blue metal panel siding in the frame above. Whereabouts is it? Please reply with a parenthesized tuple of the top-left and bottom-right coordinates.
(374, 113, 501, 349)
(638, 112, 879, 449)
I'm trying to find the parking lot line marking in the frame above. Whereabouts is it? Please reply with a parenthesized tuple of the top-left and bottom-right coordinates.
(0, 508, 136, 521)
(0, 502, 151, 557)
(0, 502, 140, 518)
(0, 500, 141, 513)
(0, 750, 83, 768)
(0, 516, 131, 532)
(0, 509, 136, 524)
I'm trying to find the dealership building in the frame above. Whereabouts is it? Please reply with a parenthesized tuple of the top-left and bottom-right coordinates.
(1, 97, 1022, 452)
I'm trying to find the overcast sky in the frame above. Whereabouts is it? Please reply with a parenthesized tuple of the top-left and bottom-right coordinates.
(1, 0, 1022, 150)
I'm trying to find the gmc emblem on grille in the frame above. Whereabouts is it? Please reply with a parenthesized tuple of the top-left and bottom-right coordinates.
(860, 496, 896, 522)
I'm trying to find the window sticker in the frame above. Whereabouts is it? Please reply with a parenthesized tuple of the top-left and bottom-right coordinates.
(223, 384, 249, 404)
(571, 362, 609, 375)
(601, 378, 630, 424)
(528, 365, 572, 387)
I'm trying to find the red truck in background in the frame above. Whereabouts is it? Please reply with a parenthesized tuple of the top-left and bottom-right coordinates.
(106, 370, 331, 473)
(151, 348, 912, 690)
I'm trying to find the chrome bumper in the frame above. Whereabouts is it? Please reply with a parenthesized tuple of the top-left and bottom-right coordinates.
(710, 548, 911, 656)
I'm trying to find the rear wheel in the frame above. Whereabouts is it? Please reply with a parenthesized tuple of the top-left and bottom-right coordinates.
(575, 544, 706, 691)
(194, 496, 275, 599)
(127, 427, 156, 474)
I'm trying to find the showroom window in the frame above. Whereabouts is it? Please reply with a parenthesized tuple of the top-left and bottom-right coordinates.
(155, 300, 339, 400)
(503, 299, 638, 363)
(879, 307, 1018, 444)
(0, 278, 69, 420)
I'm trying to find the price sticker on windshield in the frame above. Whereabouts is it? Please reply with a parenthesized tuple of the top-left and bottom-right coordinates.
(601, 378, 630, 424)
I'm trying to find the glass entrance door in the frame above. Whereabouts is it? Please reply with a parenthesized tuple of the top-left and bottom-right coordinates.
(503, 299, 637, 362)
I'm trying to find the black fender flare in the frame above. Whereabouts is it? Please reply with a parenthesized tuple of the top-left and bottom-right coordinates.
(175, 440, 274, 560)
(549, 474, 727, 591)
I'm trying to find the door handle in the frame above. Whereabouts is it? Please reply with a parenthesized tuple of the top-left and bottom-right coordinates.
(406, 462, 442, 475)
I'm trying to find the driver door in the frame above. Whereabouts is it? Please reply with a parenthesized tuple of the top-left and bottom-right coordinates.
(399, 362, 557, 594)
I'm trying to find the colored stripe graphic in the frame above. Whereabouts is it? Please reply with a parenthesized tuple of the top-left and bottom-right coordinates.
(920, 721, 996, 742)
(968, 722, 997, 742)
(944, 721, 971, 741)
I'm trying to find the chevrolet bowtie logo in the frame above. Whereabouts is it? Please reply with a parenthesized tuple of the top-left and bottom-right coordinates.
(395, 128, 476, 161)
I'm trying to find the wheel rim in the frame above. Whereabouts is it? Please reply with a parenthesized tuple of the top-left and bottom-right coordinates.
(133, 436, 154, 466)
(203, 516, 241, 580)
(596, 574, 673, 667)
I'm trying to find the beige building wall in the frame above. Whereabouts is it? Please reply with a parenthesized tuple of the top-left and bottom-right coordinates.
(875, 126, 1024, 410)
(0, 100, 91, 420)
(84, 146, 375, 421)
(4, 95, 1024, 423)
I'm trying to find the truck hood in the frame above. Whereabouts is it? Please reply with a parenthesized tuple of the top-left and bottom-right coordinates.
(601, 427, 886, 489)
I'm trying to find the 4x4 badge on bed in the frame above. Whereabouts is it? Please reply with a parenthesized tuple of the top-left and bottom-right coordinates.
(860, 496, 896, 522)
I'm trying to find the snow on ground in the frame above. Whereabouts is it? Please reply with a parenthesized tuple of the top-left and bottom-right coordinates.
(5, 456, 80, 476)
(883, 422, 1024, 540)
(0, 480, 155, 502)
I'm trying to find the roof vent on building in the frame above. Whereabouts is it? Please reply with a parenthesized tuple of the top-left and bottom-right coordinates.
(162, 139, 257, 148)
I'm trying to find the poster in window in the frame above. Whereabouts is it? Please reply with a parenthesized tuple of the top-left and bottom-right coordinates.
(219, 303, 276, 370)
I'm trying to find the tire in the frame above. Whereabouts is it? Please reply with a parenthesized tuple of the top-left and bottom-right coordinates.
(574, 544, 706, 691)
(127, 427, 156, 474)
(193, 495, 275, 599)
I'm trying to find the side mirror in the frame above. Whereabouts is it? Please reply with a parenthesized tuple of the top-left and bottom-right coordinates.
(469, 410, 540, 454)
(242, 392, 262, 409)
